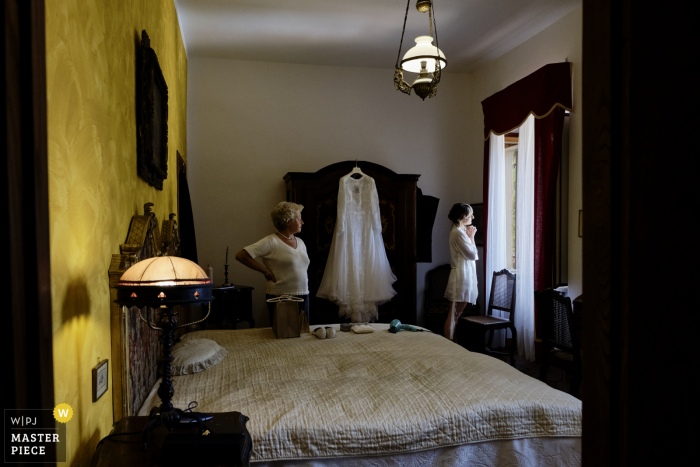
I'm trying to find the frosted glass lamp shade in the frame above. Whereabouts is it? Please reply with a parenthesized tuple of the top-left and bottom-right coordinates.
(401, 36, 447, 73)
(116, 257, 212, 307)
(119, 256, 211, 286)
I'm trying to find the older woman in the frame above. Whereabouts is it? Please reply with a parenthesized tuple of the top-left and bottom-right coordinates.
(444, 203, 479, 341)
(235, 202, 310, 325)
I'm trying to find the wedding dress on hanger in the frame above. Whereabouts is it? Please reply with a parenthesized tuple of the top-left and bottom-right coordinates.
(317, 167, 397, 322)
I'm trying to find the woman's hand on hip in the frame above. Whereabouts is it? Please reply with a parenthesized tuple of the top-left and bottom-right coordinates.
(263, 270, 277, 283)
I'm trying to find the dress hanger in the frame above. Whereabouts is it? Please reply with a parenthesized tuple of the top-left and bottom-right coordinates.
(350, 159, 363, 178)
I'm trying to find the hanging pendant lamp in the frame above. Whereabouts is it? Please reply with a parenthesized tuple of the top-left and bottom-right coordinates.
(394, 0, 447, 100)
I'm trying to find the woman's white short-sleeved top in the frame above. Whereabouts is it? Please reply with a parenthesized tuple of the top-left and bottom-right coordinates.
(444, 225, 479, 304)
(244, 234, 310, 295)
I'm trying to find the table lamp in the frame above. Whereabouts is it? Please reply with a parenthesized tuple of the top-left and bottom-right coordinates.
(115, 256, 213, 448)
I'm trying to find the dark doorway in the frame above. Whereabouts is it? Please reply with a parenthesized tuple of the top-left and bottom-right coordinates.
(582, 1, 695, 465)
(4, 0, 56, 463)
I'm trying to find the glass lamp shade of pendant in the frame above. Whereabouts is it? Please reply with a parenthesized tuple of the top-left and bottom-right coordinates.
(401, 35, 447, 74)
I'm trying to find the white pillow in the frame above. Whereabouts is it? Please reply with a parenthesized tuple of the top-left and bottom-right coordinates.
(171, 338, 227, 375)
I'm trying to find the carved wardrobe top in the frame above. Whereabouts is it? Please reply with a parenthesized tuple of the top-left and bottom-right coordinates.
(284, 161, 419, 326)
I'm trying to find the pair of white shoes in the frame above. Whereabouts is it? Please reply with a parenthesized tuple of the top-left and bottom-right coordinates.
(313, 327, 336, 339)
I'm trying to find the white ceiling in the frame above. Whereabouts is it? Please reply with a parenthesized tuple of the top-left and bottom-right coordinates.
(176, 0, 581, 73)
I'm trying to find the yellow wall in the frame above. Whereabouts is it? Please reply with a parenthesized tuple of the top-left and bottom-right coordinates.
(45, 1, 187, 464)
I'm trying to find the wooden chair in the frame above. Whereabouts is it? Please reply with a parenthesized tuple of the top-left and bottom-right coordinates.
(459, 269, 517, 365)
(535, 289, 582, 398)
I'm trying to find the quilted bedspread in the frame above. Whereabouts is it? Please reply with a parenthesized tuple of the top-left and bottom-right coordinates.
(148, 325, 581, 462)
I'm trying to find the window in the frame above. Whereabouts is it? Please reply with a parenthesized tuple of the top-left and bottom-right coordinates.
(501, 121, 569, 283)
(504, 133, 518, 270)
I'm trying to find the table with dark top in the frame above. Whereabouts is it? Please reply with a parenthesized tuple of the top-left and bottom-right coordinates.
(91, 412, 252, 467)
(207, 285, 255, 329)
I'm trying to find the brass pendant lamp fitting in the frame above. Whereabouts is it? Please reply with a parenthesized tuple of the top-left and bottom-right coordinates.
(416, 0, 432, 13)
(393, 0, 446, 100)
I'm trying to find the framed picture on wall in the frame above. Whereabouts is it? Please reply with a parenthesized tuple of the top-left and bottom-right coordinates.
(137, 30, 169, 191)
(470, 203, 484, 246)
(92, 359, 109, 402)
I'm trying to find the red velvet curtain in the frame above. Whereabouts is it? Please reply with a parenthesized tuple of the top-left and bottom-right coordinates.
(534, 108, 565, 292)
(481, 63, 571, 342)
(481, 62, 572, 140)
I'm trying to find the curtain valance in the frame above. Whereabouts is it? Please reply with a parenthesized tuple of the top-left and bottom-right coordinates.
(481, 62, 572, 140)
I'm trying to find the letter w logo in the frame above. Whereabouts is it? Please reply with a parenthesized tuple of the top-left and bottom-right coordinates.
(58, 409, 69, 418)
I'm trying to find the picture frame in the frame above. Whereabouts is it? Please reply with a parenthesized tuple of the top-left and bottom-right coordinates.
(137, 30, 169, 191)
(92, 359, 109, 402)
(470, 203, 484, 246)
(578, 210, 583, 237)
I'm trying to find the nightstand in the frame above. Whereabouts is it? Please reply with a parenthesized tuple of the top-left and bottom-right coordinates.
(207, 285, 255, 329)
(91, 412, 252, 467)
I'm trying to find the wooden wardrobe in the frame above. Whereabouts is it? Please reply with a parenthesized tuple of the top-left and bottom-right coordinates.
(284, 161, 418, 326)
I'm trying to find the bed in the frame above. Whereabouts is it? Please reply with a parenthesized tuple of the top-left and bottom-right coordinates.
(140, 324, 581, 466)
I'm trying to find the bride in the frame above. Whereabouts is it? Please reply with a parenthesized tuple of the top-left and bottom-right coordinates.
(444, 203, 479, 341)
(317, 167, 397, 322)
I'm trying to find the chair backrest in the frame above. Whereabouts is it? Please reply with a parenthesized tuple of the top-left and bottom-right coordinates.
(487, 269, 517, 322)
(535, 289, 579, 353)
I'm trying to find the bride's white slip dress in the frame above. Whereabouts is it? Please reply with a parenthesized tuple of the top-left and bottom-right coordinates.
(317, 170, 397, 322)
(444, 225, 479, 340)
(444, 225, 479, 304)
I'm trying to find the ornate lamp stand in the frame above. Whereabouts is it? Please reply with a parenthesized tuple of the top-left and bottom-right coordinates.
(115, 257, 215, 450)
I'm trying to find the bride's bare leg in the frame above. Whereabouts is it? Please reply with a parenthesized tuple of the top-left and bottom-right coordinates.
(444, 301, 468, 341)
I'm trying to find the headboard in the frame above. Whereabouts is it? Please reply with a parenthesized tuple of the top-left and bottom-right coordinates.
(108, 203, 181, 422)
(284, 161, 418, 326)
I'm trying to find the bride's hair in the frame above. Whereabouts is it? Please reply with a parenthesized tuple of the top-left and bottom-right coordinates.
(448, 203, 472, 226)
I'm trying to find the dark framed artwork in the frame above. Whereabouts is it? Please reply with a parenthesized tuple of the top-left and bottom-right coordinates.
(470, 203, 484, 246)
(92, 359, 109, 402)
(137, 30, 169, 190)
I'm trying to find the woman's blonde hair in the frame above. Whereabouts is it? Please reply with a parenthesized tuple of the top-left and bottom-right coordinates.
(271, 202, 304, 231)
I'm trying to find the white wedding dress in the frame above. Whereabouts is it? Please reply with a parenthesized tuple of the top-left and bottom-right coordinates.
(317, 169, 397, 322)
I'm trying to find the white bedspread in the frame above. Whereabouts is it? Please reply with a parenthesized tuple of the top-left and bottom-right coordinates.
(146, 325, 581, 462)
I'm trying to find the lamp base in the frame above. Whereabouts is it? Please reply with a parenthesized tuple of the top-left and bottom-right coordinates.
(140, 305, 211, 450)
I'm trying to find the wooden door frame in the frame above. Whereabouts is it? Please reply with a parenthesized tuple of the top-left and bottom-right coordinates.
(4, 0, 56, 463)
(583, 1, 694, 465)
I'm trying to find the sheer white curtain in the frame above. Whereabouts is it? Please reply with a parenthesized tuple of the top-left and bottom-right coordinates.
(486, 133, 508, 348)
(515, 114, 536, 361)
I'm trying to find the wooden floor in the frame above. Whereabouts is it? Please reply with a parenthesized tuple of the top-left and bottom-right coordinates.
(490, 347, 578, 398)
(451, 326, 579, 399)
